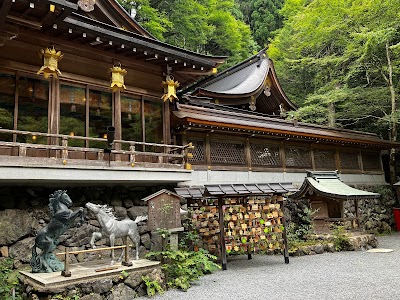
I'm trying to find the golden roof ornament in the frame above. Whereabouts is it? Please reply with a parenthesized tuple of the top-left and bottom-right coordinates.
(109, 63, 127, 92)
(37, 47, 63, 79)
(161, 75, 180, 102)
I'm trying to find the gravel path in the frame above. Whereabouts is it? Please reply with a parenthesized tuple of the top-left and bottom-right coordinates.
(140, 233, 400, 300)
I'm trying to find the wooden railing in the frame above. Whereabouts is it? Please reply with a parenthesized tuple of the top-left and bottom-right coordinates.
(56, 243, 134, 277)
(0, 128, 194, 169)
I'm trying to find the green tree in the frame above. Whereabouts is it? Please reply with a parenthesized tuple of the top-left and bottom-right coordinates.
(269, 0, 400, 182)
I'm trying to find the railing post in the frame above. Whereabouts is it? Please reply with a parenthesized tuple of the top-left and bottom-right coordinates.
(130, 144, 135, 166)
(18, 145, 26, 157)
(61, 247, 71, 277)
(122, 236, 133, 267)
(98, 149, 104, 161)
(61, 137, 68, 160)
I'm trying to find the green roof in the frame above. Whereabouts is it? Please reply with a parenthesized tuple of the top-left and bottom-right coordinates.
(291, 171, 380, 200)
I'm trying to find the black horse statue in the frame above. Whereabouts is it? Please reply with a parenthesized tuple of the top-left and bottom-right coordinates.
(30, 190, 85, 273)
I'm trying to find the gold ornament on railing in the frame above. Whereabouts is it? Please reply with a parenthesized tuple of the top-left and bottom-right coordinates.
(109, 63, 127, 92)
(161, 75, 180, 102)
(37, 47, 63, 79)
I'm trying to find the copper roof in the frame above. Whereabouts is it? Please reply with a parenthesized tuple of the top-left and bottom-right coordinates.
(173, 102, 399, 148)
(290, 171, 380, 200)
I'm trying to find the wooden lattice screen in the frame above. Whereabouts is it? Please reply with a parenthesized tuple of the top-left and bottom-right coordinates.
(250, 144, 281, 166)
(210, 141, 245, 164)
(362, 152, 381, 171)
(189, 139, 205, 163)
(284, 147, 311, 168)
(314, 150, 336, 169)
(340, 152, 360, 170)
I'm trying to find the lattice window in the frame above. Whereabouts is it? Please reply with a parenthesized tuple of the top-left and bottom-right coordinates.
(250, 144, 281, 166)
(340, 152, 360, 170)
(285, 147, 311, 168)
(210, 141, 245, 165)
(314, 150, 336, 169)
(189, 139, 205, 163)
(362, 152, 381, 171)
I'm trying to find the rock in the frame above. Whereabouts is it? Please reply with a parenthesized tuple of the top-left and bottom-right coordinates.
(114, 206, 128, 220)
(9, 237, 35, 263)
(89, 220, 101, 227)
(92, 279, 113, 294)
(325, 243, 336, 252)
(0, 209, 36, 245)
(124, 270, 147, 289)
(147, 268, 164, 286)
(64, 224, 94, 247)
(110, 194, 123, 207)
(0, 246, 9, 257)
(127, 206, 148, 220)
(107, 283, 136, 300)
(80, 294, 103, 300)
(123, 199, 134, 208)
(314, 244, 325, 254)
(141, 233, 152, 250)
(138, 225, 149, 234)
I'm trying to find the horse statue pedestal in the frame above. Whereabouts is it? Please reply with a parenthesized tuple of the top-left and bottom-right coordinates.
(30, 190, 85, 273)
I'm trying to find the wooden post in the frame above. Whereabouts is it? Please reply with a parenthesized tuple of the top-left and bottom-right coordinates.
(217, 196, 227, 270)
(281, 199, 290, 264)
(61, 137, 68, 160)
(130, 144, 136, 165)
(354, 199, 360, 229)
(122, 236, 133, 267)
(61, 247, 71, 277)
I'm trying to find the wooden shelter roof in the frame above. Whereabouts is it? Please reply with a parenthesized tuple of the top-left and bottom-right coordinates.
(175, 183, 297, 199)
(172, 101, 399, 149)
(1, 0, 225, 86)
(290, 171, 380, 201)
(182, 49, 297, 115)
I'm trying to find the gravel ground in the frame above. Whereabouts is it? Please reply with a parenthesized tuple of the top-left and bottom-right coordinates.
(139, 233, 400, 300)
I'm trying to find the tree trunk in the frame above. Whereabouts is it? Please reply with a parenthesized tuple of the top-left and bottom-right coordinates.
(386, 42, 398, 184)
(328, 102, 336, 127)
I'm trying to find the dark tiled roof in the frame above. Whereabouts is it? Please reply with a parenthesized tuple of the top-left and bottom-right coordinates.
(175, 183, 297, 199)
(173, 103, 398, 147)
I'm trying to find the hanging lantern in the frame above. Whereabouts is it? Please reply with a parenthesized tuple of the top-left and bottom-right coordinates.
(37, 47, 63, 79)
(161, 75, 180, 102)
(109, 64, 127, 92)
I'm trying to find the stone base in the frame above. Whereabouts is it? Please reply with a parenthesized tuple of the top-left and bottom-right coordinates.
(20, 259, 159, 293)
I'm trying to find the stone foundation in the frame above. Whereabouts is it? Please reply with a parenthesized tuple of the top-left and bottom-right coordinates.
(290, 233, 378, 256)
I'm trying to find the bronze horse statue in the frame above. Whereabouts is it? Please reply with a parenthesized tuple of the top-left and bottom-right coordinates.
(30, 190, 84, 273)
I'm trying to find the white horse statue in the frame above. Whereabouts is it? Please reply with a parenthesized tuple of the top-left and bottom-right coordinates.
(85, 202, 147, 264)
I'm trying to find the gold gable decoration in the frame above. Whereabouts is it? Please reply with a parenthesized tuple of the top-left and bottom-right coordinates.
(161, 75, 180, 102)
(109, 64, 127, 92)
(37, 47, 63, 79)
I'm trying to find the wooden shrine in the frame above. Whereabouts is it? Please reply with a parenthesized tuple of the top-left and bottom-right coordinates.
(175, 183, 297, 270)
(290, 171, 380, 233)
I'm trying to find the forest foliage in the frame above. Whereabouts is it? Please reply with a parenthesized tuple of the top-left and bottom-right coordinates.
(120, 0, 400, 146)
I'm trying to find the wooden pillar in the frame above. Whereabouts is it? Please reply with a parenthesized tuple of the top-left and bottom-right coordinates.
(281, 198, 289, 264)
(85, 86, 90, 149)
(114, 90, 121, 161)
(245, 138, 251, 170)
(217, 196, 227, 270)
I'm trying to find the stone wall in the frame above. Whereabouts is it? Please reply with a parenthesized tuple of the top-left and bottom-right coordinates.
(0, 185, 175, 271)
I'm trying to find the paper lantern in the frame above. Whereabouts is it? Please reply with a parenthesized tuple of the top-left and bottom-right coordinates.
(161, 75, 180, 102)
(109, 64, 127, 92)
(37, 47, 63, 79)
